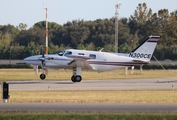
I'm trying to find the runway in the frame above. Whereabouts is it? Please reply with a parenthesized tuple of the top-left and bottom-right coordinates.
(0, 78, 177, 112)
(0, 103, 177, 112)
(3, 78, 177, 90)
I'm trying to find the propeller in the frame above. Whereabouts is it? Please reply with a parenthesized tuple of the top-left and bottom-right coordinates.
(39, 46, 49, 76)
(38, 47, 45, 66)
(42, 47, 44, 58)
(38, 46, 48, 79)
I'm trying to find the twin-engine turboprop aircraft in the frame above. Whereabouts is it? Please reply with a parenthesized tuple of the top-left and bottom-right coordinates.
(24, 35, 160, 82)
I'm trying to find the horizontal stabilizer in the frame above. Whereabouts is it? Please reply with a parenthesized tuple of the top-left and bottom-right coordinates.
(16, 62, 27, 64)
(132, 59, 149, 64)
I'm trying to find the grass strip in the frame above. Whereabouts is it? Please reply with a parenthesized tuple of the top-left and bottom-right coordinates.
(1, 90, 177, 103)
(0, 112, 177, 120)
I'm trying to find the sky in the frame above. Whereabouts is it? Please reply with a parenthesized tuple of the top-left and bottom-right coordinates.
(1, 0, 177, 28)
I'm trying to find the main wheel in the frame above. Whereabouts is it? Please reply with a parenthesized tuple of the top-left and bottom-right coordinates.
(71, 75, 82, 82)
(75, 75, 82, 82)
(71, 75, 76, 82)
(40, 73, 46, 80)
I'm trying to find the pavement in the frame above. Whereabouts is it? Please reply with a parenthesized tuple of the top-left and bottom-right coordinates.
(0, 78, 177, 112)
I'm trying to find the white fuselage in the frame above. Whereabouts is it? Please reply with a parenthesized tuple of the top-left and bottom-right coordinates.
(24, 49, 148, 72)
(23, 35, 159, 82)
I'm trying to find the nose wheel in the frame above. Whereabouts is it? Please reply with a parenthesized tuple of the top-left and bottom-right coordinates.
(40, 73, 46, 80)
(71, 75, 82, 82)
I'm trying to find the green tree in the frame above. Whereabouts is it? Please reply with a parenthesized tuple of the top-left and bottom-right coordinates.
(0, 24, 19, 59)
(129, 3, 152, 38)
(14, 26, 45, 46)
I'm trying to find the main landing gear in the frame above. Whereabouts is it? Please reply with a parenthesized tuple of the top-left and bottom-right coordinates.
(71, 67, 82, 82)
(71, 75, 82, 82)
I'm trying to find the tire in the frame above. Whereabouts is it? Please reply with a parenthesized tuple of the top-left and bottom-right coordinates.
(75, 75, 82, 82)
(71, 75, 76, 82)
(71, 75, 82, 82)
(40, 74, 46, 80)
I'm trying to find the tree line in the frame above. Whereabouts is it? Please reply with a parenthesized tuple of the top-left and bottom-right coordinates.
(0, 3, 177, 60)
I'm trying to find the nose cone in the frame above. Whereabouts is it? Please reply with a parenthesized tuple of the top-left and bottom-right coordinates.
(24, 55, 41, 65)
(24, 56, 35, 61)
(23, 56, 30, 61)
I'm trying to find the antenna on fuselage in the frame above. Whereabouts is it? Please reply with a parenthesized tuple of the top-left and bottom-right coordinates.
(99, 48, 104, 52)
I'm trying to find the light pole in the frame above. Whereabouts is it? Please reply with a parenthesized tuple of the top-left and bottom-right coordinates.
(115, 3, 121, 53)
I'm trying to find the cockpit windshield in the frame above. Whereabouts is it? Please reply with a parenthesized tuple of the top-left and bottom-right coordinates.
(64, 51, 72, 56)
(58, 50, 65, 56)
(58, 50, 72, 56)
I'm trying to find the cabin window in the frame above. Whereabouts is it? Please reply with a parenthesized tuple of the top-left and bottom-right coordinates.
(78, 53, 84, 55)
(64, 51, 72, 56)
(89, 54, 96, 59)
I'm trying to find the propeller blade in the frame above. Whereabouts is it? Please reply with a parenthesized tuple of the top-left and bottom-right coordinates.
(40, 46, 45, 66)
(40, 46, 45, 57)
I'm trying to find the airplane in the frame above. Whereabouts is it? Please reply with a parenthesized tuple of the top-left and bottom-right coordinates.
(24, 35, 160, 82)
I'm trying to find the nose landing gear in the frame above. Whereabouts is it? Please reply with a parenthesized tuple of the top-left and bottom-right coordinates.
(40, 73, 46, 80)
(40, 68, 46, 80)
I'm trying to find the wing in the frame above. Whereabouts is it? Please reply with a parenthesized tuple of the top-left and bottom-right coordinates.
(66, 55, 94, 70)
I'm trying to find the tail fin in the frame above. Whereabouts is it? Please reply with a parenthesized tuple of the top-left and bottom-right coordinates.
(129, 35, 160, 61)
